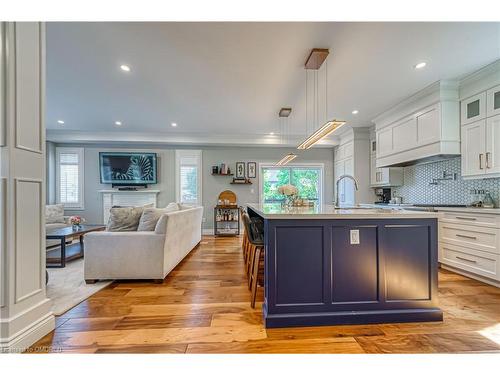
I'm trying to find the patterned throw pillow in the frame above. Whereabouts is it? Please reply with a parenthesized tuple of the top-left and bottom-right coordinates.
(106, 206, 146, 232)
(46, 204, 65, 224)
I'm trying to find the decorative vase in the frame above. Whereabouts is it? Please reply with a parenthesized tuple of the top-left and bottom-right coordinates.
(72, 224, 81, 230)
(283, 195, 296, 208)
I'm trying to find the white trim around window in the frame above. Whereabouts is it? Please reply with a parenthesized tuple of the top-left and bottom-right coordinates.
(258, 162, 324, 205)
(55, 147, 85, 210)
(175, 150, 202, 206)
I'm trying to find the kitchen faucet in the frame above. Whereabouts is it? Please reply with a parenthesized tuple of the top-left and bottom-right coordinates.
(335, 174, 359, 207)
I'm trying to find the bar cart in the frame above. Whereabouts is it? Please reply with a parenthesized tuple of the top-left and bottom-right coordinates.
(214, 190, 240, 236)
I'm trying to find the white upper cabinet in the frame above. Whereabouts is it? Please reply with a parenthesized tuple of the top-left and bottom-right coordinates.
(461, 91, 486, 125)
(461, 115, 500, 179)
(459, 60, 500, 179)
(486, 84, 500, 118)
(369, 139, 403, 187)
(333, 128, 375, 205)
(373, 81, 460, 168)
(486, 114, 500, 175)
(461, 120, 486, 177)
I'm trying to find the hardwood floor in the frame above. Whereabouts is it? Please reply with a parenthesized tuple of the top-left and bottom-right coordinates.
(29, 236, 500, 353)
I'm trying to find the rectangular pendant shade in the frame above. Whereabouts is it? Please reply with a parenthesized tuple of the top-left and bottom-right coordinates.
(297, 120, 346, 150)
(276, 153, 297, 166)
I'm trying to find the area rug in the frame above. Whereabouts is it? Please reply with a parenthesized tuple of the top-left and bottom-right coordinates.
(46, 258, 112, 315)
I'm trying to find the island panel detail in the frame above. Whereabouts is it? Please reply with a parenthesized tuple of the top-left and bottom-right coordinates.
(248, 208, 442, 328)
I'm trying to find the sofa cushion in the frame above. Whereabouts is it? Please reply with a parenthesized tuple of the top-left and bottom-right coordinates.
(46, 204, 65, 224)
(107, 206, 146, 232)
(154, 204, 185, 234)
(138, 205, 178, 231)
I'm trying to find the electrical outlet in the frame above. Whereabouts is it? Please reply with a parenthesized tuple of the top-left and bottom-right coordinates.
(202, 217, 206, 223)
(350, 229, 360, 245)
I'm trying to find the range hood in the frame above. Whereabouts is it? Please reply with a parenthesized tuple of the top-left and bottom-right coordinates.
(379, 153, 461, 168)
(373, 81, 461, 169)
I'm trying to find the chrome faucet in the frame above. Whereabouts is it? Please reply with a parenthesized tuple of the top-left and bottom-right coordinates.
(335, 174, 359, 207)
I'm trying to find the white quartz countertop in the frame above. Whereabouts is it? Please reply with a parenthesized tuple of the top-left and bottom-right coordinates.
(436, 207, 500, 215)
(246, 203, 439, 219)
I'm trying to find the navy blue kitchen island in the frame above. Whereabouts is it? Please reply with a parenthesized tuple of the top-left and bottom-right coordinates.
(247, 204, 443, 328)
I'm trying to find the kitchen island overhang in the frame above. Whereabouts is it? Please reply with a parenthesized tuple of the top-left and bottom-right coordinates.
(247, 204, 443, 328)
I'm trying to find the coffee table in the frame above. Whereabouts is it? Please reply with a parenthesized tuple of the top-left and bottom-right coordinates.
(46, 224, 106, 268)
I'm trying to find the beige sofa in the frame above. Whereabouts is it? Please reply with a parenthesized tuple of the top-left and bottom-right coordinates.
(83, 205, 203, 282)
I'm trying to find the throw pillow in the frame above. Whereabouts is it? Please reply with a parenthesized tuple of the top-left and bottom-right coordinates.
(46, 204, 65, 224)
(137, 205, 178, 231)
(153, 204, 180, 234)
(106, 206, 145, 232)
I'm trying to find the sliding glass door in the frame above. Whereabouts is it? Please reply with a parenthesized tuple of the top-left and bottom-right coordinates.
(261, 165, 323, 204)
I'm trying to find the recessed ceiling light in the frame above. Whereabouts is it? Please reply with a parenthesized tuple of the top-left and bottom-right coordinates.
(57, 120, 64, 124)
(352, 110, 359, 115)
(270, 132, 275, 135)
(171, 122, 177, 127)
(114, 121, 122, 126)
(120, 64, 131, 72)
(414, 62, 427, 69)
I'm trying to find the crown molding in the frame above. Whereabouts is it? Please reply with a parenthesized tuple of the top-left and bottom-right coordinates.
(46, 129, 339, 148)
(459, 59, 500, 100)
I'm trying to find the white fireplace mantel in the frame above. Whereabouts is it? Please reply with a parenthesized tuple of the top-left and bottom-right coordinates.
(99, 189, 161, 223)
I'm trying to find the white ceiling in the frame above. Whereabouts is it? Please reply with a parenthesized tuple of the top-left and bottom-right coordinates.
(46, 22, 500, 146)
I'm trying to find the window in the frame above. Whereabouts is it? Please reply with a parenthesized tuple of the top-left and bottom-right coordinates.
(56, 147, 84, 209)
(260, 164, 323, 204)
(175, 150, 202, 205)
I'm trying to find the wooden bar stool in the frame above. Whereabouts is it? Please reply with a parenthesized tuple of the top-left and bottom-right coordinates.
(240, 207, 249, 264)
(241, 213, 254, 276)
(242, 214, 264, 308)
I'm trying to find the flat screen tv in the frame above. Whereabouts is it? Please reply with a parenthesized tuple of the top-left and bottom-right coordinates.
(99, 152, 158, 185)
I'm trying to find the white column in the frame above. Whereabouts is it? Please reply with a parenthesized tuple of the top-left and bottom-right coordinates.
(0, 22, 54, 352)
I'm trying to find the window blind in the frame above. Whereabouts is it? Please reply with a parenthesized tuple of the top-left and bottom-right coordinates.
(56, 148, 84, 208)
(175, 150, 202, 205)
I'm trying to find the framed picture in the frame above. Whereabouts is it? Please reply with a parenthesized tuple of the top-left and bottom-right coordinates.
(247, 162, 256, 178)
(235, 162, 246, 179)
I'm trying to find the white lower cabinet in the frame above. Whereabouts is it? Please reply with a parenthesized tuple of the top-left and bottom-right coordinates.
(440, 243, 499, 281)
(439, 210, 500, 285)
(369, 149, 403, 187)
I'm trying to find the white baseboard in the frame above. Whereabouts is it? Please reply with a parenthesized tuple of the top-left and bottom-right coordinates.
(202, 229, 214, 235)
(0, 312, 55, 353)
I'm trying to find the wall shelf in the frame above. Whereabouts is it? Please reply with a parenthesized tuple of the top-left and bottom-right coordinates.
(230, 181, 252, 185)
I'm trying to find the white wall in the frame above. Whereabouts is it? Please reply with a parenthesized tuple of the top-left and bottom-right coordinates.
(50, 144, 335, 229)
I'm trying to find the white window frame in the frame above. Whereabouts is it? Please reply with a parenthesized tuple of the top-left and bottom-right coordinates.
(259, 162, 324, 205)
(55, 147, 85, 210)
(175, 150, 202, 206)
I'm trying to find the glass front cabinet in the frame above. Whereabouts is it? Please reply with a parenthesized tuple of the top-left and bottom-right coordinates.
(487, 84, 500, 118)
(461, 91, 486, 125)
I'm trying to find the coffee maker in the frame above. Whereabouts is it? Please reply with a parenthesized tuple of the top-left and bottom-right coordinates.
(374, 188, 391, 204)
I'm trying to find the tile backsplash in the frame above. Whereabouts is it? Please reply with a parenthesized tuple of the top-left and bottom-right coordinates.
(392, 157, 500, 206)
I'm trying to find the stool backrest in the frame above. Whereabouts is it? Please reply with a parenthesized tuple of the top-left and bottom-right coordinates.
(242, 212, 264, 244)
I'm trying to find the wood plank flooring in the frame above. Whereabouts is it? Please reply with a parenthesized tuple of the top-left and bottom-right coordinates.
(29, 236, 500, 353)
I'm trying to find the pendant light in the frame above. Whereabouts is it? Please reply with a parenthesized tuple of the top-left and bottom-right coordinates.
(276, 108, 296, 166)
(298, 48, 345, 150)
